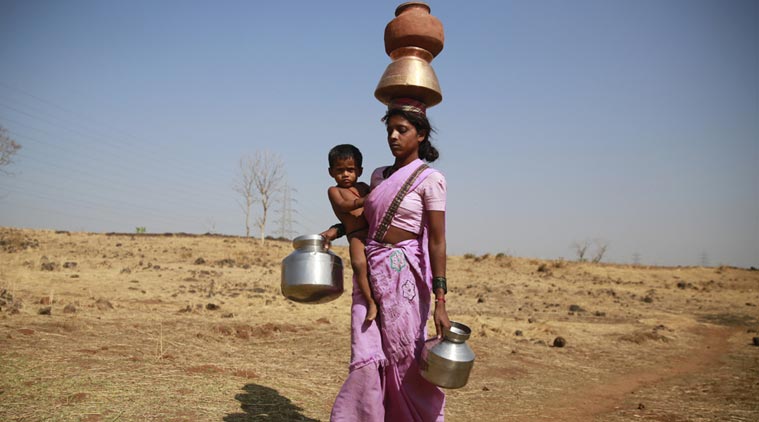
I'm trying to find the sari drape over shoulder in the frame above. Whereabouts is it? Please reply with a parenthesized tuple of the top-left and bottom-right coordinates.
(331, 159, 445, 422)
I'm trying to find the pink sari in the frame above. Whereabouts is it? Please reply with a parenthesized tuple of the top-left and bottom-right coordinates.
(331, 159, 445, 422)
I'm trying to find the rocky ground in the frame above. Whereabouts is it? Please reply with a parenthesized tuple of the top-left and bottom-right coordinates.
(1, 227, 758, 421)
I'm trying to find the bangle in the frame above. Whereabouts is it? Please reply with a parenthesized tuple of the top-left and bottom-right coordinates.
(435, 297, 446, 303)
(432, 276, 447, 294)
(330, 223, 345, 238)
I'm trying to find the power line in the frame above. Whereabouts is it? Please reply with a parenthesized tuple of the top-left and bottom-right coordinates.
(0, 82, 301, 234)
(0, 91, 235, 185)
(0, 102, 234, 196)
(5, 129, 234, 207)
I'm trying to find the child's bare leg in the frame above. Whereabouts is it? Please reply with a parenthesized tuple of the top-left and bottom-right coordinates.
(349, 236, 376, 321)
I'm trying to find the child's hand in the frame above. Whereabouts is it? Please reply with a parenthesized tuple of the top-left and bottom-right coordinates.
(319, 226, 339, 249)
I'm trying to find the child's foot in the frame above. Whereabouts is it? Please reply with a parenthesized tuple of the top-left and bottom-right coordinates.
(365, 300, 378, 321)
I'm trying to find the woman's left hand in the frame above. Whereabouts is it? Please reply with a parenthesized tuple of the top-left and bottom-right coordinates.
(433, 302, 451, 338)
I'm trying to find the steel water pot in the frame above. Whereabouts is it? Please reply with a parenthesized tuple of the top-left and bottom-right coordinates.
(420, 321, 475, 389)
(281, 234, 344, 304)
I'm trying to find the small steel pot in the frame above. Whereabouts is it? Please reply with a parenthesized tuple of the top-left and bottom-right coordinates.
(281, 234, 344, 304)
(420, 321, 475, 389)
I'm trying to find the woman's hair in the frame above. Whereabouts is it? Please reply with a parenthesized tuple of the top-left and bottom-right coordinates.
(382, 109, 439, 162)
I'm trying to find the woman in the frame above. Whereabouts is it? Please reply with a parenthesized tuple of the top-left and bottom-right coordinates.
(324, 98, 451, 421)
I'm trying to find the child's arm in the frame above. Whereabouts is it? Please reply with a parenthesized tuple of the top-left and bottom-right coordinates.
(328, 187, 364, 213)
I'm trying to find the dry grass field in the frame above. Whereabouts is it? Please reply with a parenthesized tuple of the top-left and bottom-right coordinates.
(1, 227, 758, 421)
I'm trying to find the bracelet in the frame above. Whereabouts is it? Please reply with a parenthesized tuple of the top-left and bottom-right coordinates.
(435, 297, 446, 303)
(432, 276, 447, 294)
(330, 223, 345, 238)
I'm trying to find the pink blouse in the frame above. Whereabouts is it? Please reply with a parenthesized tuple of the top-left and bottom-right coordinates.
(370, 166, 447, 235)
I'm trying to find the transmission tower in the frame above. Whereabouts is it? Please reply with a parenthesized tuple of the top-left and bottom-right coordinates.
(699, 251, 710, 267)
(276, 183, 298, 240)
(632, 252, 641, 266)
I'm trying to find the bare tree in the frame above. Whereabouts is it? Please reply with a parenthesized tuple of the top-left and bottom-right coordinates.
(234, 151, 285, 244)
(234, 157, 255, 238)
(0, 125, 21, 174)
(571, 239, 591, 262)
(203, 217, 217, 235)
(591, 239, 609, 263)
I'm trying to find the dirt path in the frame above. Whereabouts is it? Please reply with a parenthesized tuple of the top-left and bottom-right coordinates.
(514, 324, 735, 422)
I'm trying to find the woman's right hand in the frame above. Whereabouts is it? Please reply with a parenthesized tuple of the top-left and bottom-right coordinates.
(433, 302, 451, 339)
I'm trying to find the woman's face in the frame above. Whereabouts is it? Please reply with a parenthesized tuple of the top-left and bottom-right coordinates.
(386, 114, 425, 161)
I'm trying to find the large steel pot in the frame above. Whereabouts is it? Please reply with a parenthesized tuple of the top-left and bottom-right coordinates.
(281, 234, 344, 304)
(420, 321, 475, 388)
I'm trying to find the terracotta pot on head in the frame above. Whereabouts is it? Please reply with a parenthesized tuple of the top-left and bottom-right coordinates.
(384, 2, 444, 58)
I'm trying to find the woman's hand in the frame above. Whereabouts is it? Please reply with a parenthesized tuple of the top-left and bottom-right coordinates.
(433, 300, 451, 338)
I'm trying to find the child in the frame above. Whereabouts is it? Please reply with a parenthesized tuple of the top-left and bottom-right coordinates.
(327, 144, 377, 321)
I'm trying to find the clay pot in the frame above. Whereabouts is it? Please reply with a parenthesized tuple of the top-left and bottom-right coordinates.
(384, 2, 444, 58)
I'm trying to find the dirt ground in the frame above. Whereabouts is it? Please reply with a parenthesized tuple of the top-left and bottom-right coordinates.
(1, 227, 758, 421)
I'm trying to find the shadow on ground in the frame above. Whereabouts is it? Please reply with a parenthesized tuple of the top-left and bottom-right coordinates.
(224, 383, 320, 421)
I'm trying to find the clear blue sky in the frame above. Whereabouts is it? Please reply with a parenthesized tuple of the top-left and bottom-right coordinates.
(1, 0, 757, 267)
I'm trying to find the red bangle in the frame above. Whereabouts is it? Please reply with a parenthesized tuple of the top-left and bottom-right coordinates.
(435, 297, 446, 303)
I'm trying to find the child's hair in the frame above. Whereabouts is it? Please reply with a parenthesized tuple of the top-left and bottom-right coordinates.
(328, 144, 363, 168)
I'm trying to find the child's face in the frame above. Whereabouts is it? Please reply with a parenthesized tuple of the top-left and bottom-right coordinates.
(329, 157, 363, 188)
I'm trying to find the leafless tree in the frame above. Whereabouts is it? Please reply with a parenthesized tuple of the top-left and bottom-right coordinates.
(233, 150, 285, 244)
(571, 239, 591, 262)
(0, 125, 21, 174)
(591, 239, 609, 263)
(234, 157, 255, 238)
(203, 217, 217, 234)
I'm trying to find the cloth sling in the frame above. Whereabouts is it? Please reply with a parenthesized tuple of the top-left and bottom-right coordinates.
(373, 163, 429, 243)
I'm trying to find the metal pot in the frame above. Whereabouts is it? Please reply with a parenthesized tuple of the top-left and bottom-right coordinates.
(281, 234, 344, 304)
(420, 321, 475, 389)
(375, 49, 442, 107)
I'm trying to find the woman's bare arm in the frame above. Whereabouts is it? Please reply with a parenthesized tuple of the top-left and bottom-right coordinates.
(427, 209, 451, 337)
